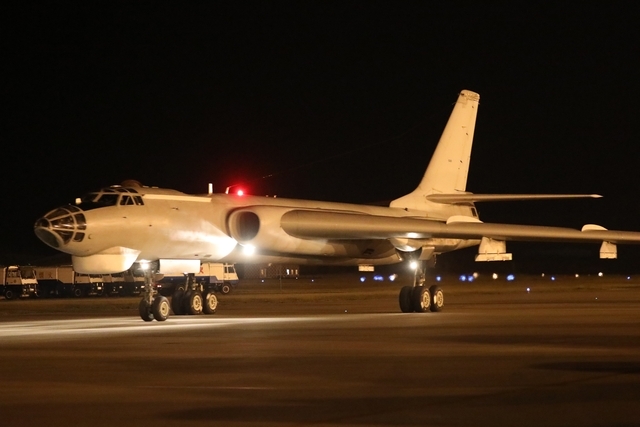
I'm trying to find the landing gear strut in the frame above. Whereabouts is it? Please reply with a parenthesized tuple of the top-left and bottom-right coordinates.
(170, 274, 218, 316)
(398, 260, 444, 313)
(138, 265, 170, 322)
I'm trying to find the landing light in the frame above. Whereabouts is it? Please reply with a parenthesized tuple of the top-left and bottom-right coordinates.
(242, 244, 255, 255)
(598, 272, 604, 277)
(409, 261, 418, 270)
(139, 261, 150, 271)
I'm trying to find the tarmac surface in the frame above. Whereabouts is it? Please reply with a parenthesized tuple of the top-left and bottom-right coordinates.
(1, 274, 640, 426)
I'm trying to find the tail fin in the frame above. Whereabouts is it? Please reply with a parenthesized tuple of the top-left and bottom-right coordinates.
(390, 90, 480, 210)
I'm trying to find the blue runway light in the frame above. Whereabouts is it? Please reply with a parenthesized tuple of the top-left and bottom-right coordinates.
(506, 274, 515, 281)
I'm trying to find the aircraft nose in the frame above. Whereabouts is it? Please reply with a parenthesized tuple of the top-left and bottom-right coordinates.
(34, 205, 87, 249)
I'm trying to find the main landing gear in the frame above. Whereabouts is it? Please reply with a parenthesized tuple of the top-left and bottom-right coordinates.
(137, 269, 220, 322)
(398, 261, 444, 313)
(169, 273, 218, 316)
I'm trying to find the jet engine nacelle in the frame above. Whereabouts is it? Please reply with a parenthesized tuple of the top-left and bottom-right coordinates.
(227, 206, 337, 256)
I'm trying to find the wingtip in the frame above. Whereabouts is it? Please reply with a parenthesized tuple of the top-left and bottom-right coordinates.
(592, 194, 603, 198)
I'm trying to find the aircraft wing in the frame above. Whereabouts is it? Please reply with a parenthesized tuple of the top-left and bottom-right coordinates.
(280, 210, 640, 244)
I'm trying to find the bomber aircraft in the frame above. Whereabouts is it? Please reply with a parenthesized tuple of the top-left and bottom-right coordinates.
(34, 90, 640, 321)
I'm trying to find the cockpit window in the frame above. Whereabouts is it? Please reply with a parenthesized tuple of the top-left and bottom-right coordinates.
(121, 195, 136, 205)
(75, 187, 144, 211)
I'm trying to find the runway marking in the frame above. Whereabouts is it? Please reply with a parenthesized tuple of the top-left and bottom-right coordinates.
(137, 385, 273, 390)
(0, 313, 415, 343)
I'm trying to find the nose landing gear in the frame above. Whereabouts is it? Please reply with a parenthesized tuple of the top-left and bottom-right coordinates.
(138, 265, 170, 322)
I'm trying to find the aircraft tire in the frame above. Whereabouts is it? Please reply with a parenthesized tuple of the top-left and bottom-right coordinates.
(398, 286, 414, 313)
(412, 286, 431, 313)
(171, 290, 185, 315)
(152, 296, 170, 321)
(185, 291, 203, 315)
(429, 285, 444, 312)
(203, 291, 218, 314)
(138, 298, 154, 322)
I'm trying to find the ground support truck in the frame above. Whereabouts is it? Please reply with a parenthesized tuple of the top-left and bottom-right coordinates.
(1, 266, 38, 299)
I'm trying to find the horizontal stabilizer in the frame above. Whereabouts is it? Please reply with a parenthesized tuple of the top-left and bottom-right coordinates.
(426, 194, 602, 204)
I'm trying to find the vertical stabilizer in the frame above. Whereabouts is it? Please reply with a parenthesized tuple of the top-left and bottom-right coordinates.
(391, 90, 479, 211)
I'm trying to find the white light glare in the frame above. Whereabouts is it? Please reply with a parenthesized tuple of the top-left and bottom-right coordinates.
(459, 275, 466, 282)
(409, 261, 418, 270)
(436, 276, 441, 282)
(506, 274, 515, 281)
(492, 273, 498, 280)
(139, 261, 150, 271)
(388, 274, 397, 282)
(360, 277, 366, 282)
(243, 244, 256, 255)
(598, 272, 604, 277)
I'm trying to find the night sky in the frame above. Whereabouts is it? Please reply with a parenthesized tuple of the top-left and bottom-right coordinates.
(3, 2, 640, 267)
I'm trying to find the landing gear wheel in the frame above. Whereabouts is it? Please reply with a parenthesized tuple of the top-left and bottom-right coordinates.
(152, 296, 170, 321)
(429, 285, 444, 312)
(220, 284, 231, 294)
(412, 286, 431, 313)
(399, 286, 414, 313)
(138, 298, 154, 322)
(203, 291, 218, 314)
(185, 291, 203, 315)
(171, 290, 185, 315)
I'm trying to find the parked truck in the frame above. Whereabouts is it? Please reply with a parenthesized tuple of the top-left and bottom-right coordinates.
(35, 265, 104, 297)
(158, 262, 239, 294)
(1, 265, 38, 299)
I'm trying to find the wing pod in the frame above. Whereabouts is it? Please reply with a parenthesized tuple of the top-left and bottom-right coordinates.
(582, 224, 617, 259)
